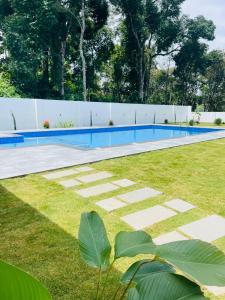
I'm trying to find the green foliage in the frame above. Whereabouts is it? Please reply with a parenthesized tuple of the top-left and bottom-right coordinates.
(56, 121, 74, 128)
(173, 16, 215, 109)
(157, 240, 225, 286)
(214, 118, 222, 126)
(128, 273, 207, 300)
(114, 231, 156, 259)
(0, 0, 110, 100)
(43, 120, 50, 129)
(78, 211, 111, 270)
(201, 50, 225, 111)
(0, 73, 20, 97)
(78, 211, 225, 300)
(0, 0, 223, 109)
(121, 260, 174, 284)
(189, 119, 195, 126)
(0, 260, 51, 299)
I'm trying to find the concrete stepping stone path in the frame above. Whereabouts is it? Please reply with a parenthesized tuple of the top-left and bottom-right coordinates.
(153, 231, 188, 245)
(77, 171, 113, 184)
(179, 215, 225, 242)
(96, 198, 127, 212)
(43, 166, 94, 180)
(121, 205, 177, 230)
(112, 179, 136, 188)
(118, 187, 162, 204)
(43, 169, 78, 180)
(164, 199, 195, 213)
(76, 183, 119, 198)
(58, 179, 81, 188)
(75, 166, 94, 173)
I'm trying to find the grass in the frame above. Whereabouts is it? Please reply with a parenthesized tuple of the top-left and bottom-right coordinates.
(170, 121, 225, 128)
(1, 138, 225, 299)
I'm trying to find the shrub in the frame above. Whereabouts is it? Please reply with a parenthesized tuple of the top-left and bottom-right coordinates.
(109, 120, 114, 126)
(43, 120, 50, 129)
(214, 118, 222, 126)
(56, 121, 74, 128)
(78, 211, 225, 300)
(189, 119, 194, 126)
(0, 73, 21, 98)
(164, 119, 168, 124)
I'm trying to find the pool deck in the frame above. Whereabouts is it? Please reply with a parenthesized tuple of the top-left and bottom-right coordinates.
(0, 128, 225, 179)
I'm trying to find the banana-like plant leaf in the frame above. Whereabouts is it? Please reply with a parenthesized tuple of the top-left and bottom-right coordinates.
(114, 231, 156, 259)
(127, 288, 139, 300)
(157, 240, 225, 286)
(128, 272, 208, 300)
(78, 211, 111, 269)
(0, 260, 51, 300)
(121, 260, 175, 284)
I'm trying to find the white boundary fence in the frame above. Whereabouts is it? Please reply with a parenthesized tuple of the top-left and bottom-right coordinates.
(0, 98, 192, 131)
(193, 112, 225, 123)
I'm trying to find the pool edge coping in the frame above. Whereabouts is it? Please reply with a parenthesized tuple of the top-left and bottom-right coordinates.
(0, 129, 225, 180)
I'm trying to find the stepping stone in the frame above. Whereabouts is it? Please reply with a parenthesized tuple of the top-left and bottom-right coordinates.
(58, 179, 81, 188)
(96, 198, 127, 212)
(179, 215, 225, 242)
(205, 286, 225, 296)
(75, 166, 94, 173)
(77, 171, 113, 184)
(153, 231, 188, 245)
(118, 187, 162, 204)
(76, 183, 119, 198)
(113, 179, 136, 188)
(43, 169, 78, 180)
(164, 199, 195, 213)
(121, 205, 177, 230)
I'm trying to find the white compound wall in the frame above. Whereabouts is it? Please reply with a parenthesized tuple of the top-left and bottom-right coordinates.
(0, 97, 192, 131)
(193, 112, 225, 123)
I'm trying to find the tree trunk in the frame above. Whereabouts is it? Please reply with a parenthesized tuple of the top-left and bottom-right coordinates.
(60, 40, 66, 99)
(139, 50, 145, 103)
(80, 0, 87, 102)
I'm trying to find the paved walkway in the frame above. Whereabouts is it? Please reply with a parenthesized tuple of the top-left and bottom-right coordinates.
(1, 129, 225, 179)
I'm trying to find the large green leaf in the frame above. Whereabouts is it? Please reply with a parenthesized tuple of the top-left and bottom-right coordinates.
(0, 260, 51, 300)
(121, 260, 174, 284)
(114, 231, 156, 259)
(157, 240, 225, 286)
(128, 273, 208, 300)
(78, 211, 111, 269)
(127, 288, 139, 300)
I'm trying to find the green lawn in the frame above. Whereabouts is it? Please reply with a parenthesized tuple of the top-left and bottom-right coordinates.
(1, 138, 225, 299)
(170, 122, 225, 128)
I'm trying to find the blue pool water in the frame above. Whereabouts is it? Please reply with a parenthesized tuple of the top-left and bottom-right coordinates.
(0, 125, 222, 149)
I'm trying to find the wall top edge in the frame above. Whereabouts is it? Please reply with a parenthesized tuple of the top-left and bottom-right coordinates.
(0, 97, 191, 109)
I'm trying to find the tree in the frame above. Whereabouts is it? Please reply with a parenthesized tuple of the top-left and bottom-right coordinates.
(110, 0, 186, 103)
(55, 0, 110, 101)
(173, 16, 215, 109)
(201, 50, 225, 111)
(0, 0, 62, 98)
(148, 67, 176, 105)
(85, 27, 114, 101)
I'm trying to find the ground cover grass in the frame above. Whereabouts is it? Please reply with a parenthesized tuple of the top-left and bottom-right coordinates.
(170, 122, 225, 128)
(0, 138, 225, 299)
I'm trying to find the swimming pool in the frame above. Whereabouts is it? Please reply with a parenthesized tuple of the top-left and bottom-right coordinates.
(0, 125, 222, 149)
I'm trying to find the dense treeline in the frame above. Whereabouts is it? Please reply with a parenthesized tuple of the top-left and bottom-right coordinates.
(0, 0, 224, 110)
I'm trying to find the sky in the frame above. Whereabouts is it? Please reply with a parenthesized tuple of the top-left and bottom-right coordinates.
(182, 0, 225, 50)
